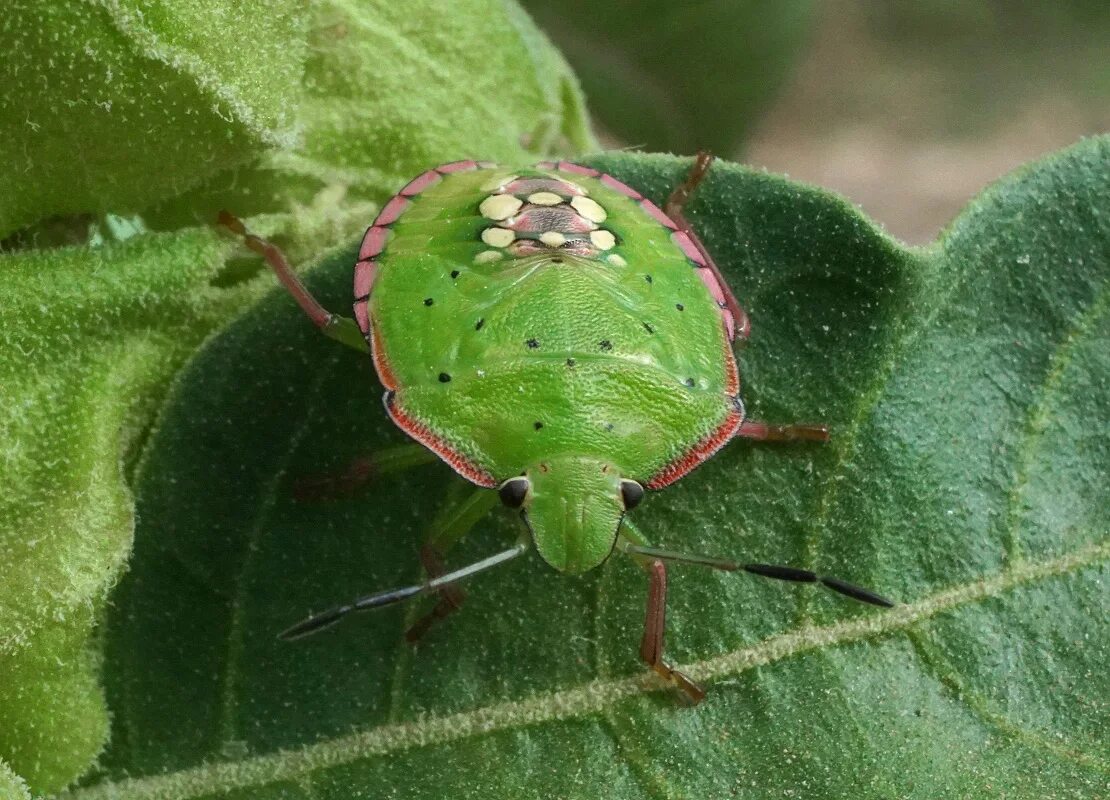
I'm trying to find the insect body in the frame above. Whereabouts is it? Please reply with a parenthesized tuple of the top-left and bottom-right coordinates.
(219, 155, 892, 704)
(359, 161, 742, 574)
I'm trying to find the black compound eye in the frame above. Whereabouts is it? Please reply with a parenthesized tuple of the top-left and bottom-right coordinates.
(498, 477, 530, 508)
(620, 480, 645, 510)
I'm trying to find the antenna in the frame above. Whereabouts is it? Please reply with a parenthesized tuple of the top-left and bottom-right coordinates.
(280, 539, 529, 640)
(619, 542, 894, 608)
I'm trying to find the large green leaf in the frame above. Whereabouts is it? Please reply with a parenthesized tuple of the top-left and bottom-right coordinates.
(0, 226, 268, 794)
(71, 139, 1109, 797)
(521, 0, 815, 153)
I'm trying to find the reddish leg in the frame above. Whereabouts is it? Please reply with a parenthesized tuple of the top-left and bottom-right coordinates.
(218, 210, 367, 352)
(292, 444, 437, 502)
(640, 560, 706, 705)
(664, 152, 751, 342)
(293, 457, 376, 502)
(736, 420, 830, 443)
(404, 544, 468, 642)
(403, 486, 499, 642)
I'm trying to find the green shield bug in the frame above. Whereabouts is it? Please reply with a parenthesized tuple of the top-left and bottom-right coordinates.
(219, 154, 893, 704)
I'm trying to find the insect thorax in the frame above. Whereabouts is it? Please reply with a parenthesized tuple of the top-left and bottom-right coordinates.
(473, 172, 625, 267)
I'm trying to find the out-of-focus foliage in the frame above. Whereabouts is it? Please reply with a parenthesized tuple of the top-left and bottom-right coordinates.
(0, 761, 30, 800)
(144, 0, 595, 231)
(521, 0, 815, 154)
(811, 0, 1110, 136)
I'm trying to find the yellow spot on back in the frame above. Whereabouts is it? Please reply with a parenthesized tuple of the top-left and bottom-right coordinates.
(570, 196, 607, 223)
(480, 194, 523, 221)
(590, 230, 616, 250)
(606, 253, 627, 266)
(539, 231, 566, 248)
(474, 249, 504, 264)
(527, 191, 562, 206)
(482, 227, 516, 248)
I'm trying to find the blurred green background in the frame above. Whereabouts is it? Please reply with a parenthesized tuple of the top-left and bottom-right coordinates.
(527, 0, 1110, 242)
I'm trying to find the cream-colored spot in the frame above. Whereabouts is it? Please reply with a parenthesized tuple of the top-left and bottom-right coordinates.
(606, 253, 627, 267)
(527, 191, 563, 206)
(481, 227, 516, 248)
(481, 174, 517, 192)
(474, 249, 504, 264)
(590, 229, 616, 250)
(570, 196, 607, 223)
(539, 231, 566, 248)
(479, 194, 523, 221)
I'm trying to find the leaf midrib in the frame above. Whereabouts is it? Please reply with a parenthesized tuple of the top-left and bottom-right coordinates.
(60, 538, 1108, 800)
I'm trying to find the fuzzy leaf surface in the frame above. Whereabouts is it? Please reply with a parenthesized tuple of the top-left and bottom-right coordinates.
(76, 140, 1110, 798)
(0, 1, 308, 237)
(0, 226, 271, 791)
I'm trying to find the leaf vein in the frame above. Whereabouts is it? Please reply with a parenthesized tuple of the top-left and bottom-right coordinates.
(218, 354, 343, 743)
(799, 251, 946, 621)
(598, 712, 677, 800)
(906, 629, 1108, 774)
(60, 539, 1108, 800)
(1003, 281, 1110, 567)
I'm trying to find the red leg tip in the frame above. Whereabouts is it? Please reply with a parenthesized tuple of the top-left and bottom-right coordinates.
(217, 209, 244, 234)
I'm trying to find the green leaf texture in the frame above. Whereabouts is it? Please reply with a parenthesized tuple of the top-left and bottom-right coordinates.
(0, 228, 263, 792)
(144, 0, 596, 231)
(62, 139, 1110, 798)
(521, 0, 815, 153)
(0, 1, 309, 238)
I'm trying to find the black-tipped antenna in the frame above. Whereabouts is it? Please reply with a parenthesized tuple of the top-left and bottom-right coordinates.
(620, 543, 894, 608)
(279, 540, 529, 641)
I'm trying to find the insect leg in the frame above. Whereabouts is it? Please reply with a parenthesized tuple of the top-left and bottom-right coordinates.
(217, 210, 368, 353)
(619, 519, 706, 703)
(735, 420, 831, 443)
(663, 152, 751, 341)
(640, 560, 706, 705)
(405, 485, 500, 642)
(292, 443, 438, 502)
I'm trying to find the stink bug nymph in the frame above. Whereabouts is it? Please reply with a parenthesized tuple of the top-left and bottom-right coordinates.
(219, 154, 893, 704)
